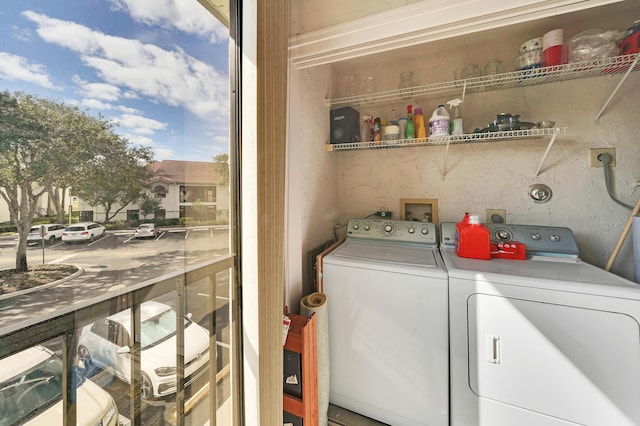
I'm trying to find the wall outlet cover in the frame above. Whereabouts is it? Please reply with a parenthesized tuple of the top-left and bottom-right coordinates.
(486, 209, 507, 224)
(589, 148, 615, 167)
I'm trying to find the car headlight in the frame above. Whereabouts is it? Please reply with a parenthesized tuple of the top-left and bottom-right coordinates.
(154, 366, 176, 376)
(97, 398, 117, 426)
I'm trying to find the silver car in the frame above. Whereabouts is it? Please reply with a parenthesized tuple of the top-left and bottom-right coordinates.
(134, 223, 157, 239)
(62, 222, 106, 243)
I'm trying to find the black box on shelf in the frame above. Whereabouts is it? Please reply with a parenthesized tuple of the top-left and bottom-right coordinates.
(330, 106, 359, 144)
(283, 349, 302, 398)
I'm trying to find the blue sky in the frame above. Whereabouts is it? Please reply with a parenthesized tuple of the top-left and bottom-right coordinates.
(0, 0, 229, 162)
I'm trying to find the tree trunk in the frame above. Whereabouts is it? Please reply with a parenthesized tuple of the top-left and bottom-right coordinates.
(16, 251, 28, 273)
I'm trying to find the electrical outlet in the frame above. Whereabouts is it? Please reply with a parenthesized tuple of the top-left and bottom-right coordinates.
(589, 148, 616, 167)
(375, 210, 393, 218)
(486, 209, 506, 224)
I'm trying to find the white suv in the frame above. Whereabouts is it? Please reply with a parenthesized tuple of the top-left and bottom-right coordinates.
(27, 224, 66, 246)
(0, 345, 118, 426)
(62, 222, 106, 243)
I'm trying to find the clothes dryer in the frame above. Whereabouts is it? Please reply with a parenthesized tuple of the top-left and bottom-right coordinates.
(322, 219, 448, 426)
(441, 222, 640, 426)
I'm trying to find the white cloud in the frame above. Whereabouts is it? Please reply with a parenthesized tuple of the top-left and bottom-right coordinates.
(115, 113, 167, 135)
(125, 134, 155, 146)
(0, 52, 60, 89)
(117, 105, 140, 114)
(107, 0, 227, 43)
(72, 75, 122, 101)
(153, 147, 176, 160)
(80, 98, 114, 111)
(22, 10, 228, 122)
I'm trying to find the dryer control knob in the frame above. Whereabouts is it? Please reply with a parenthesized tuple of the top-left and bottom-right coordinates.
(530, 233, 541, 241)
(364, 224, 370, 231)
(352, 223, 360, 230)
(421, 228, 429, 235)
(550, 234, 561, 242)
(383, 224, 395, 235)
(408, 227, 415, 234)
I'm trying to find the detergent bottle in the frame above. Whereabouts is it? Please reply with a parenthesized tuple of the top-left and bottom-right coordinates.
(455, 213, 491, 260)
(429, 104, 450, 136)
(414, 108, 427, 139)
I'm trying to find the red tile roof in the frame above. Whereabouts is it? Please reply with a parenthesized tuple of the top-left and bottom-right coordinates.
(148, 160, 220, 185)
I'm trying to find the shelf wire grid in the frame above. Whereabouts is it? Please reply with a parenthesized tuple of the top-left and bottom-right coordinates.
(326, 127, 566, 152)
(328, 53, 640, 108)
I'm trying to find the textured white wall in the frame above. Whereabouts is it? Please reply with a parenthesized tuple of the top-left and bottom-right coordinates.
(287, 2, 640, 296)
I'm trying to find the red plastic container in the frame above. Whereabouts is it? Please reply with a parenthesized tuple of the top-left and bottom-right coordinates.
(455, 214, 491, 260)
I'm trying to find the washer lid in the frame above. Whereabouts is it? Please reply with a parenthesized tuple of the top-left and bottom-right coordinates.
(332, 240, 440, 268)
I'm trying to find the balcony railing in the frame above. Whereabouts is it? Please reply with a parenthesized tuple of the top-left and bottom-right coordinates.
(0, 254, 236, 426)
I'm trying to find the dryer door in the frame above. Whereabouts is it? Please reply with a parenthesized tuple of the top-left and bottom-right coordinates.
(468, 294, 640, 425)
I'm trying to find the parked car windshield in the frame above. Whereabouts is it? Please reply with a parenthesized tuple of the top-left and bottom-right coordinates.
(140, 309, 191, 349)
(0, 355, 65, 426)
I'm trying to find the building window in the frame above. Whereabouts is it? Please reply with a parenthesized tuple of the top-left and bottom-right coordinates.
(153, 185, 167, 198)
(180, 185, 216, 203)
(79, 211, 94, 222)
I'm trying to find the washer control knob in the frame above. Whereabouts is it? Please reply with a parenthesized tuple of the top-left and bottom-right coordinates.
(352, 223, 359, 230)
(495, 229, 511, 241)
(550, 234, 561, 242)
(383, 224, 395, 235)
(364, 224, 370, 231)
(408, 227, 415, 234)
(530, 233, 541, 241)
(421, 228, 429, 235)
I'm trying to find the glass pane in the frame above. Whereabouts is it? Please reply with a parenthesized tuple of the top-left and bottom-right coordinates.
(0, 1, 235, 425)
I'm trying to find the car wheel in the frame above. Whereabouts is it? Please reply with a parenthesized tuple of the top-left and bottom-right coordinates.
(140, 373, 154, 400)
(78, 345, 91, 365)
(90, 234, 95, 242)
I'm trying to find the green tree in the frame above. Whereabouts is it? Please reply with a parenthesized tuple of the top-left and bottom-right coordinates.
(0, 90, 154, 271)
(25, 97, 114, 224)
(139, 192, 162, 220)
(212, 153, 229, 187)
(73, 141, 154, 223)
(0, 91, 61, 271)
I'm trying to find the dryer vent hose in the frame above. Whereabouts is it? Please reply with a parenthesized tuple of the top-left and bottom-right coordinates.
(600, 152, 633, 210)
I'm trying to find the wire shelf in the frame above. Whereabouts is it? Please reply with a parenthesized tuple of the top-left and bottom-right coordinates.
(325, 127, 566, 152)
(328, 54, 640, 108)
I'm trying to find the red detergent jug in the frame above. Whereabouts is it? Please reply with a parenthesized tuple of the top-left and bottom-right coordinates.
(455, 214, 491, 260)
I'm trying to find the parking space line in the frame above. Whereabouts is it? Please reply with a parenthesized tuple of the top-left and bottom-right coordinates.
(49, 254, 78, 264)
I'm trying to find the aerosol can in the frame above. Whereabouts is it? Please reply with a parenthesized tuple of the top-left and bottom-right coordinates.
(447, 99, 464, 135)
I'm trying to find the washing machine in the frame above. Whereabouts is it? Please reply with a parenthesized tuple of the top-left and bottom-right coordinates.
(322, 218, 449, 426)
(440, 222, 640, 426)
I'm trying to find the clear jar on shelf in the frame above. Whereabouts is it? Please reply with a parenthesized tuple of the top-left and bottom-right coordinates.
(398, 71, 416, 100)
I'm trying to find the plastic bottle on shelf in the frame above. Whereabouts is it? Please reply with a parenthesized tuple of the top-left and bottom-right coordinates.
(373, 117, 382, 143)
(406, 105, 415, 139)
(429, 104, 450, 136)
(455, 213, 491, 260)
(397, 117, 408, 139)
(447, 99, 464, 135)
(414, 108, 427, 139)
(360, 115, 371, 142)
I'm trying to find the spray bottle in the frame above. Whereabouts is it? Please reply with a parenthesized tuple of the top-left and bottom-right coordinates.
(447, 99, 464, 135)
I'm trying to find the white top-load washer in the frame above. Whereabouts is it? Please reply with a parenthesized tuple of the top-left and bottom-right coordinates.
(440, 222, 640, 426)
(322, 218, 448, 426)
